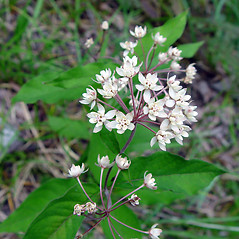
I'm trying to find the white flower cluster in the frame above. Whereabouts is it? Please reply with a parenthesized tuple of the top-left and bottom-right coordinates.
(80, 25, 198, 151)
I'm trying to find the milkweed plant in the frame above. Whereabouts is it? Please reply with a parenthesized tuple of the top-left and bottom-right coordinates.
(73, 20, 198, 238)
(0, 12, 225, 239)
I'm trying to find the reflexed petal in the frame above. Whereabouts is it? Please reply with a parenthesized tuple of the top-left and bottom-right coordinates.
(160, 119, 169, 130)
(128, 123, 135, 130)
(143, 89, 151, 103)
(138, 72, 145, 84)
(105, 110, 116, 119)
(93, 125, 102, 133)
(150, 136, 157, 147)
(135, 84, 144, 91)
(166, 99, 175, 108)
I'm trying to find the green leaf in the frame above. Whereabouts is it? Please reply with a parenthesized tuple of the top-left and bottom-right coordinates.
(23, 185, 93, 239)
(134, 11, 188, 61)
(178, 41, 204, 58)
(116, 152, 225, 204)
(0, 178, 77, 233)
(101, 205, 142, 239)
(13, 60, 118, 104)
(48, 116, 91, 140)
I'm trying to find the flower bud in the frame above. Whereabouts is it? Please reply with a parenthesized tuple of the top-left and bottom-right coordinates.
(101, 21, 109, 30)
(144, 171, 157, 190)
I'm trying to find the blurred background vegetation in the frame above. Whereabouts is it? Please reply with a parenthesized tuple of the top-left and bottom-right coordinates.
(0, 0, 239, 238)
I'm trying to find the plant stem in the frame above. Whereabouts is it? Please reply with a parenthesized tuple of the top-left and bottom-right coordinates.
(79, 217, 104, 238)
(97, 98, 118, 110)
(76, 177, 102, 211)
(114, 94, 130, 113)
(128, 77, 137, 118)
(107, 168, 121, 209)
(137, 122, 156, 134)
(107, 217, 116, 239)
(111, 184, 144, 208)
(145, 44, 155, 71)
(100, 168, 106, 210)
(108, 217, 124, 239)
(109, 199, 131, 212)
(110, 215, 148, 234)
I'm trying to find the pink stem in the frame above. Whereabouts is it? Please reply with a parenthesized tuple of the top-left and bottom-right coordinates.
(109, 199, 131, 212)
(107, 217, 116, 239)
(139, 39, 146, 67)
(110, 215, 148, 235)
(100, 168, 106, 209)
(76, 177, 102, 211)
(107, 169, 121, 209)
(128, 78, 136, 117)
(137, 122, 156, 134)
(108, 217, 124, 239)
(114, 94, 130, 113)
(145, 44, 155, 71)
(97, 98, 118, 110)
(79, 217, 104, 237)
(111, 184, 144, 208)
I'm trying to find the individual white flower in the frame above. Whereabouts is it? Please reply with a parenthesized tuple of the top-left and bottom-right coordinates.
(170, 61, 181, 71)
(129, 194, 140, 206)
(95, 68, 112, 84)
(152, 32, 166, 45)
(164, 107, 186, 133)
(84, 38, 94, 48)
(136, 72, 163, 103)
(107, 111, 135, 134)
(149, 224, 162, 239)
(116, 154, 131, 170)
(96, 155, 115, 168)
(116, 56, 142, 78)
(143, 98, 167, 121)
(85, 202, 97, 214)
(184, 105, 198, 122)
(68, 164, 88, 177)
(120, 41, 138, 56)
(174, 124, 191, 145)
(158, 52, 168, 63)
(79, 86, 97, 110)
(101, 20, 109, 30)
(73, 204, 85, 216)
(130, 25, 147, 38)
(150, 120, 174, 151)
(144, 171, 157, 190)
(184, 63, 197, 84)
(167, 75, 182, 92)
(97, 79, 118, 99)
(167, 46, 182, 61)
(87, 104, 116, 133)
(167, 88, 191, 109)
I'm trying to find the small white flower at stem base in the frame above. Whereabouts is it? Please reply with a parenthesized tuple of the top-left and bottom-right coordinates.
(116, 154, 131, 170)
(149, 224, 162, 239)
(96, 155, 115, 169)
(85, 38, 94, 48)
(129, 194, 140, 206)
(130, 25, 147, 38)
(144, 171, 157, 190)
(79, 86, 97, 110)
(101, 21, 109, 30)
(87, 103, 116, 133)
(152, 32, 166, 45)
(85, 202, 97, 214)
(68, 164, 88, 178)
(73, 204, 85, 216)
